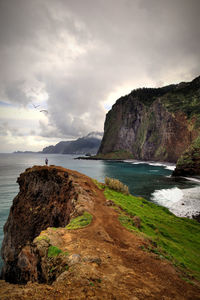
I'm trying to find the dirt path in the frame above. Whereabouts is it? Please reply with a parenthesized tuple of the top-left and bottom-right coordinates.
(0, 167, 200, 299)
(54, 171, 200, 299)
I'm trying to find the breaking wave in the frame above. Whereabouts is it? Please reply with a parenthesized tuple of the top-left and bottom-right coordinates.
(124, 160, 176, 171)
(151, 186, 200, 218)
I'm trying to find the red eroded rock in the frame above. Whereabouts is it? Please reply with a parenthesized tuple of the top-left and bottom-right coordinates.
(1, 166, 77, 283)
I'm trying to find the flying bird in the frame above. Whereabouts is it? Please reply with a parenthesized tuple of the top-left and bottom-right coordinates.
(40, 109, 48, 114)
(32, 104, 40, 108)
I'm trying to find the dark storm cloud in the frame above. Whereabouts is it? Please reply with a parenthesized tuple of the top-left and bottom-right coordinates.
(0, 0, 200, 140)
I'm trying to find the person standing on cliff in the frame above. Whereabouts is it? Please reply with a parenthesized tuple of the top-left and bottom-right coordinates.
(45, 158, 48, 166)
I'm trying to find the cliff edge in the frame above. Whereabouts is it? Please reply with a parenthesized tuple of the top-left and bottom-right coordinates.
(173, 135, 200, 176)
(1, 166, 78, 283)
(98, 76, 200, 162)
(0, 166, 200, 299)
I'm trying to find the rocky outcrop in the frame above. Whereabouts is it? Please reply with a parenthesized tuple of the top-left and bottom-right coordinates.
(98, 76, 200, 162)
(1, 165, 97, 285)
(1, 166, 82, 283)
(173, 136, 200, 176)
(1, 166, 200, 299)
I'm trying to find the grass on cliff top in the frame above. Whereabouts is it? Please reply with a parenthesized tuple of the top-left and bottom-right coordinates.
(48, 245, 69, 258)
(102, 186, 200, 280)
(65, 212, 93, 230)
(162, 90, 200, 119)
(48, 245, 62, 257)
(127, 78, 200, 120)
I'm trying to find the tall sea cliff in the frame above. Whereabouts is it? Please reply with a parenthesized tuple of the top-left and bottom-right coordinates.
(98, 76, 200, 163)
(173, 135, 200, 176)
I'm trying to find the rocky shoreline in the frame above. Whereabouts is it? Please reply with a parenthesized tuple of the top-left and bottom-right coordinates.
(172, 136, 200, 177)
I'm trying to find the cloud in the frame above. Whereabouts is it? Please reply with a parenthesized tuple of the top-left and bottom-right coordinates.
(0, 0, 200, 151)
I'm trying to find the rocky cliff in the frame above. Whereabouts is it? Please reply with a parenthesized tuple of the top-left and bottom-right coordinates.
(1, 166, 85, 283)
(1, 166, 200, 299)
(173, 135, 200, 176)
(98, 76, 200, 162)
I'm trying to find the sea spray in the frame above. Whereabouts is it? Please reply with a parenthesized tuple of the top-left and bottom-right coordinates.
(124, 160, 176, 171)
(152, 186, 200, 218)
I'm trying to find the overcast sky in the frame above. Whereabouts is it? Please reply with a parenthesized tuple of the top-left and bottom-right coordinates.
(0, 0, 200, 152)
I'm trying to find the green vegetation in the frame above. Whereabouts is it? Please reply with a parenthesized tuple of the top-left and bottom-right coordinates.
(97, 77, 200, 162)
(92, 179, 104, 190)
(162, 90, 200, 119)
(48, 245, 62, 257)
(65, 212, 93, 230)
(47, 245, 69, 258)
(89, 281, 95, 287)
(127, 85, 175, 106)
(155, 145, 167, 159)
(65, 265, 69, 271)
(127, 77, 200, 120)
(176, 135, 200, 173)
(103, 186, 200, 280)
(195, 115, 200, 129)
(105, 177, 129, 195)
(35, 235, 50, 243)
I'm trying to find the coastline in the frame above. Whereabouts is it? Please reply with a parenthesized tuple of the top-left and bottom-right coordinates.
(0, 165, 200, 299)
(76, 156, 200, 181)
(75, 156, 200, 221)
(75, 155, 176, 166)
(75, 156, 124, 161)
(124, 160, 200, 221)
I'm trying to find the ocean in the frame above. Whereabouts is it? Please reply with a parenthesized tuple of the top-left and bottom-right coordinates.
(0, 153, 200, 271)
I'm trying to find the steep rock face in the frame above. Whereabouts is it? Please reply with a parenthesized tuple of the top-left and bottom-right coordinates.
(1, 166, 78, 283)
(1, 167, 200, 299)
(173, 136, 200, 176)
(98, 76, 200, 162)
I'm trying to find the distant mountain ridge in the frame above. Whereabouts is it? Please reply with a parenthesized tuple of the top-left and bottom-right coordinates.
(42, 132, 103, 155)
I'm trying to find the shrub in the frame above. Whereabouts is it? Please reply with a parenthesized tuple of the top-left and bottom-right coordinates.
(105, 177, 129, 195)
(35, 235, 50, 243)
(48, 245, 62, 258)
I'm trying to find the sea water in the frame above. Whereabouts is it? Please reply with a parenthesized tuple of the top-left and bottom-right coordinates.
(0, 153, 199, 271)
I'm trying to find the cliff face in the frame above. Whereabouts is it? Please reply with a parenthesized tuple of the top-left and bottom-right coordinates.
(173, 135, 200, 176)
(1, 166, 200, 299)
(98, 76, 200, 162)
(1, 166, 79, 283)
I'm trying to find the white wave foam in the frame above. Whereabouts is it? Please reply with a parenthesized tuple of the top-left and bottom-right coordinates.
(152, 187, 183, 205)
(147, 162, 176, 171)
(165, 165, 176, 171)
(124, 160, 176, 171)
(183, 177, 200, 184)
(151, 186, 200, 218)
(149, 162, 169, 167)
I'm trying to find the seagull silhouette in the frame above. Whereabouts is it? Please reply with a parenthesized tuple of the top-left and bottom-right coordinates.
(40, 109, 48, 114)
(32, 104, 40, 108)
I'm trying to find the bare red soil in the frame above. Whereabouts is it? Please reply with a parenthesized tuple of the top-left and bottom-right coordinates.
(0, 166, 199, 299)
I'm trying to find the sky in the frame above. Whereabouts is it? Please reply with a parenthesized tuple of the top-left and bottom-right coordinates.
(0, 0, 200, 152)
